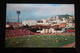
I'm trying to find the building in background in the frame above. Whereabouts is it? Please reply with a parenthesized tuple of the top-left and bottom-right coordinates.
(37, 19, 50, 26)
(6, 22, 23, 29)
(59, 23, 66, 28)
(66, 23, 75, 28)
(22, 20, 37, 26)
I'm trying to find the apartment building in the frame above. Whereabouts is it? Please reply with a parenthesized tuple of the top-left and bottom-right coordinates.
(66, 23, 75, 28)
(37, 19, 50, 25)
(22, 20, 37, 26)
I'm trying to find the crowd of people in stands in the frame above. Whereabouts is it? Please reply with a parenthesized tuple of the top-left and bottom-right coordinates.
(6, 29, 34, 37)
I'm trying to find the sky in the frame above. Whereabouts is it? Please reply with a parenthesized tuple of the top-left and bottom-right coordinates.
(6, 4, 74, 22)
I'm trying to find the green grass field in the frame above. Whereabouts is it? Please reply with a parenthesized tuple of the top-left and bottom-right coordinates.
(5, 35, 75, 48)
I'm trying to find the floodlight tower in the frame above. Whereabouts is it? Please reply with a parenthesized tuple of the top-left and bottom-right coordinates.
(16, 11, 21, 28)
(17, 11, 20, 23)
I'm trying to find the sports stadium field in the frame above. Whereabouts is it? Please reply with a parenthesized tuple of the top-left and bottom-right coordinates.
(5, 35, 75, 48)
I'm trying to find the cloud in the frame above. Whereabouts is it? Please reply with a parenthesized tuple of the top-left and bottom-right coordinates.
(6, 4, 53, 11)
(6, 4, 74, 21)
(7, 4, 74, 15)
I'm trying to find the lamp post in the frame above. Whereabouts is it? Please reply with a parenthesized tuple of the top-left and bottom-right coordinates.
(17, 11, 20, 28)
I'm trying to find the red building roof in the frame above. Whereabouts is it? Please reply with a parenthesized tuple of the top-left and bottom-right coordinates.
(30, 25, 59, 29)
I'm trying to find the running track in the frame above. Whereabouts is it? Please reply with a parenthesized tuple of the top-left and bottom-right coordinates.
(60, 42, 75, 48)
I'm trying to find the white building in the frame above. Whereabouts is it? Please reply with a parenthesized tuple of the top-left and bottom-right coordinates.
(60, 18, 68, 23)
(37, 28, 65, 33)
(41, 19, 47, 23)
(48, 18, 67, 24)
(22, 20, 37, 26)
(66, 23, 75, 28)
(67, 16, 75, 23)
(37, 19, 50, 25)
